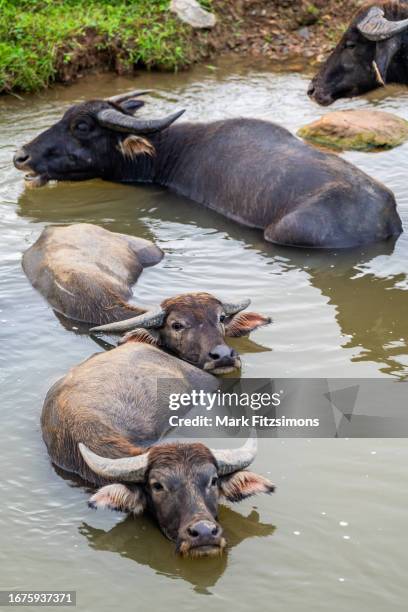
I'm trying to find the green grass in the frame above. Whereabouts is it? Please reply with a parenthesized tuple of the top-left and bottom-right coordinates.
(0, 0, 206, 93)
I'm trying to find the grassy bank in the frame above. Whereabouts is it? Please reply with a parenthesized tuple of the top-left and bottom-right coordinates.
(0, 0, 206, 93)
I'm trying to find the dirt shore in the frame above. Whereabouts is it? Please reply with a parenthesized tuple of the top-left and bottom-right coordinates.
(193, 0, 361, 67)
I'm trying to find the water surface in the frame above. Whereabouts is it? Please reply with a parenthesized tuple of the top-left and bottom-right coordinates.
(1, 58, 408, 611)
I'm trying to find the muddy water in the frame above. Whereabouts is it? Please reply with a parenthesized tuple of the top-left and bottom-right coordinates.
(1, 59, 408, 611)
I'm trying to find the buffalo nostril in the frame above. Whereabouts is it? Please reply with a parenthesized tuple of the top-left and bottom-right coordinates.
(13, 149, 30, 167)
(209, 344, 234, 361)
(188, 526, 198, 538)
(307, 84, 315, 97)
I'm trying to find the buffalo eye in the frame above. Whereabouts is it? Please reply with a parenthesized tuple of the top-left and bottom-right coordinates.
(74, 121, 91, 134)
(219, 314, 226, 323)
(210, 476, 218, 487)
(345, 40, 356, 49)
(172, 321, 184, 331)
(152, 482, 164, 492)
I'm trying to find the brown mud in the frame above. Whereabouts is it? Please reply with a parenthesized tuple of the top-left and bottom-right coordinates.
(198, 0, 360, 65)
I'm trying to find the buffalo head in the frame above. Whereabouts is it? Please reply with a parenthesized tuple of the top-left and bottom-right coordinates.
(90, 292, 271, 374)
(13, 90, 184, 187)
(308, 5, 408, 105)
(79, 434, 275, 557)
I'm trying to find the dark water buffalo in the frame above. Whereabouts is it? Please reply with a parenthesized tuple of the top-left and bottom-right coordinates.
(22, 223, 163, 325)
(309, 2, 408, 105)
(13, 90, 401, 248)
(42, 337, 274, 557)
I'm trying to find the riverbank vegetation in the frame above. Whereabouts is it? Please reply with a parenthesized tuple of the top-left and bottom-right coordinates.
(0, 0, 200, 93)
(0, 0, 359, 95)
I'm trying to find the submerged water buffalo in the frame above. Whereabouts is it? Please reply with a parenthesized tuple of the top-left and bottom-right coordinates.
(91, 292, 270, 374)
(42, 323, 274, 557)
(13, 90, 402, 248)
(22, 223, 163, 326)
(309, 2, 408, 105)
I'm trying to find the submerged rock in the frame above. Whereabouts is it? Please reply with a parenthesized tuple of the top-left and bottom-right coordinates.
(298, 109, 408, 151)
(170, 0, 216, 29)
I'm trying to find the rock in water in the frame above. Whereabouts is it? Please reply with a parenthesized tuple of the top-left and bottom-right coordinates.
(298, 110, 408, 151)
(170, 0, 216, 29)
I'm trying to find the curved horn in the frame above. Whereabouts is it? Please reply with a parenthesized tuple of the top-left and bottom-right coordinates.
(106, 90, 150, 104)
(357, 6, 408, 41)
(90, 308, 165, 334)
(79, 443, 149, 482)
(222, 298, 251, 316)
(211, 431, 257, 476)
(97, 108, 185, 135)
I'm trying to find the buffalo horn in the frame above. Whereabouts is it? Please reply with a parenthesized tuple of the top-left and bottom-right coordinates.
(79, 443, 149, 482)
(106, 90, 150, 104)
(221, 298, 251, 315)
(357, 6, 408, 41)
(97, 108, 185, 135)
(211, 431, 257, 476)
(90, 308, 165, 334)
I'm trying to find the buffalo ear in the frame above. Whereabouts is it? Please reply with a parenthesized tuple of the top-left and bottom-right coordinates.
(374, 37, 401, 84)
(120, 99, 145, 113)
(119, 328, 160, 346)
(88, 483, 146, 514)
(225, 312, 271, 337)
(218, 470, 275, 502)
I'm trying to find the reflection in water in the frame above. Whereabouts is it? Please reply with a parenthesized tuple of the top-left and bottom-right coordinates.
(53, 310, 94, 334)
(80, 507, 275, 593)
(308, 248, 408, 377)
(267, 240, 408, 377)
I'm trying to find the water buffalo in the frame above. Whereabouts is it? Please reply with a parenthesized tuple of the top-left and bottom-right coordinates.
(42, 337, 274, 557)
(22, 223, 163, 326)
(13, 90, 402, 248)
(309, 2, 408, 105)
(91, 292, 270, 374)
